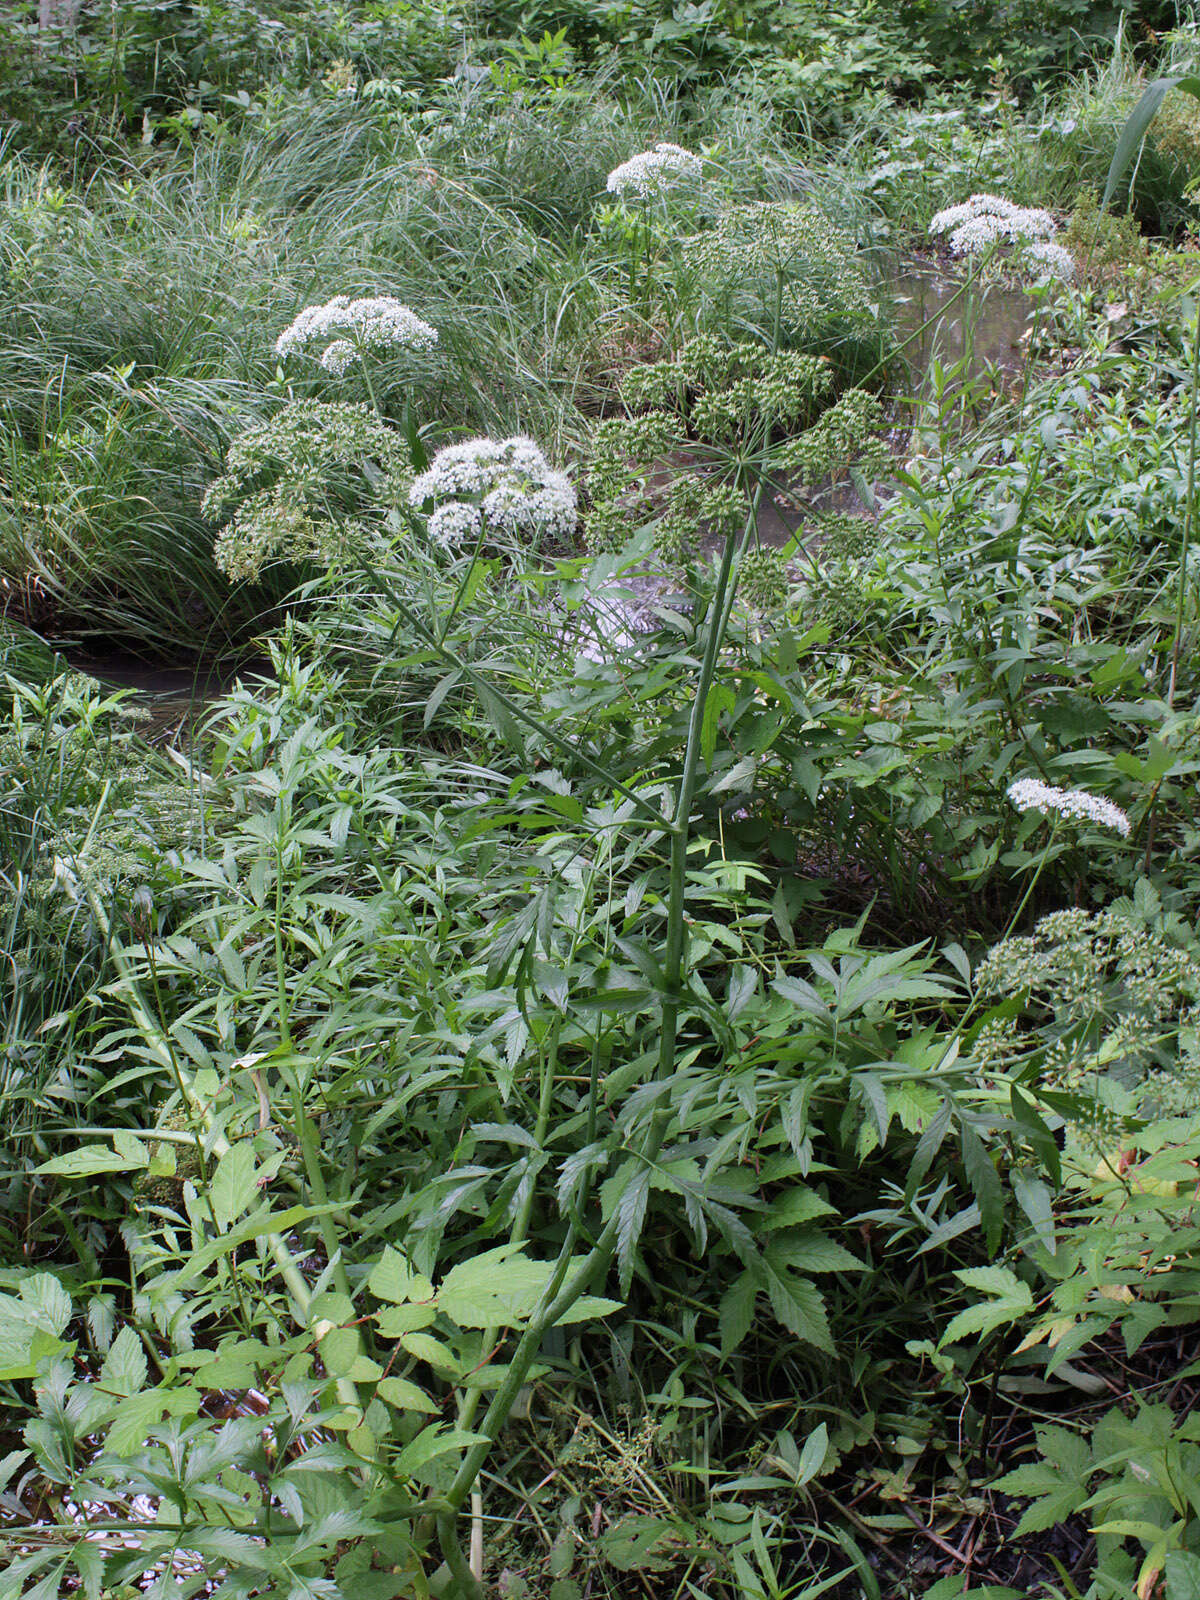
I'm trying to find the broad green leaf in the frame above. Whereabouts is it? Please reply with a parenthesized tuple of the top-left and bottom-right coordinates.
(369, 1247, 435, 1306)
(761, 1187, 836, 1230)
(376, 1376, 438, 1414)
(38, 1144, 148, 1178)
(106, 1385, 202, 1455)
(438, 1245, 556, 1328)
(598, 1514, 678, 1573)
(1165, 1551, 1200, 1600)
(209, 1142, 258, 1231)
(768, 1230, 866, 1274)
(394, 1424, 484, 1476)
(318, 1327, 362, 1379)
(552, 1294, 621, 1326)
(376, 1302, 437, 1338)
(760, 1260, 832, 1353)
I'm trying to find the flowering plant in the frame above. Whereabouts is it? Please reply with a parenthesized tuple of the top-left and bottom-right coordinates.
(408, 435, 576, 550)
(605, 143, 702, 198)
(929, 193, 1076, 284)
(275, 295, 438, 375)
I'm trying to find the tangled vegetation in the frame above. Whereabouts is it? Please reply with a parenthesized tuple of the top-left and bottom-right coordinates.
(5, 3, 1200, 1599)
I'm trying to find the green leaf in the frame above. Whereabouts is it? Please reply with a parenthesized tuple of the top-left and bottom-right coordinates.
(769, 1230, 866, 1274)
(1103, 77, 1200, 209)
(759, 1260, 832, 1353)
(209, 1142, 258, 1231)
(718, 1270, 757, 1357)
(761, 1187, 836, 1230)
(438, 1245, 555, 1329)
(700, 681, 735, 766)
(38, 1143, 148, 1177)
(795, 1422, 829, 1487)
(319, 1327, 362, 1378)
(376, 1302, 437, 1337)
(105, 1385, 202, 1455)
(394, 1424, 484, 1476)
(940, 1267, 1033, 1349)
(598, 1515, 677, 1573)
(369, 1247, 435, 1306)
(376, 1376, 438, 1414)
(960, 1119, 1004, 1255)
(1165, 1551, 1200, 1600)
(100, 1326, 148, 1399)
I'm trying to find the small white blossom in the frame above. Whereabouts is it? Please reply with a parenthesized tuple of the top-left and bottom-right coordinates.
(410, 435, 576, 546)
(428, 501, 482, 548)
(1024, 239, 1076, 283)
(606, 143, 702, 198)
(929, 193, 1056, 256)
(275, 295, 438, 370)
(1007, 778, 1130, 837)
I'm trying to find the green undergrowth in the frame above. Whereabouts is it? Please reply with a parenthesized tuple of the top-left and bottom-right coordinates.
(6, 10, 1200, 1600)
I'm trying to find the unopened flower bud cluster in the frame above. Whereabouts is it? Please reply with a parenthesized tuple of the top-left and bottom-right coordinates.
(683, 202, 876, 333)
(973, 905, 1200, 1099)
(777, 389, 888, 483)
(205, 401, 410, 581)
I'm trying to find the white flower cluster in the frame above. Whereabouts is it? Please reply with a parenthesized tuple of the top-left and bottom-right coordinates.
(930, 193, 1055, 253)
(409, 435, 576, 548)
(929, 193, 1076, 282)
(275, 295, 438, 373)
(1007, 778, 1130, 837)
(1025, 240, 1077, 284)
(606, 143, 702, 198)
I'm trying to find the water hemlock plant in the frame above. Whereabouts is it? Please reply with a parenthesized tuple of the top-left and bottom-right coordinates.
(584, 334, 885, 563)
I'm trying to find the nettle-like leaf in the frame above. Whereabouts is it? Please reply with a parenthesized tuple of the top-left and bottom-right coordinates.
(0, 1276, 73, 1380)
(994, 1424, 1094, 1536)
(939, 1265, 1034, 1349)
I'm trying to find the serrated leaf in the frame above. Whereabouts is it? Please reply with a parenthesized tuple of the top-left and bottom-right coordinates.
(100, 1326, 148, 1399)
(960, 1119, 1004, 1255)
(210, 1142, 258, 1231)
(374, 1248, 438, 1312)
(438, 1245, 556, 1329)
(762, 1187, 836, 1229)
(718, 1271, 757, 1357)
(760, 1260, 832, 1353)
(376, 1302, 437, 1337)
(768, 1230, 866, 1274)
(399, 1331, 459, 1372)
(616, 1167, 651, 1299)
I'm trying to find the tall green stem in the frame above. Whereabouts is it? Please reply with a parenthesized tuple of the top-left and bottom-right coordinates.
(658, 486, 758, 1083)
(1168, 296, 1200, 709)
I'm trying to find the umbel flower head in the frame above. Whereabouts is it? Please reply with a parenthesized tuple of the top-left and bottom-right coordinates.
(409, 435, 576, 548)
(606, 143, 702, 198)
(1007, 777, 1130, 838)
(929, 194, 1056, 254)
(275, 295, 438, 373)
